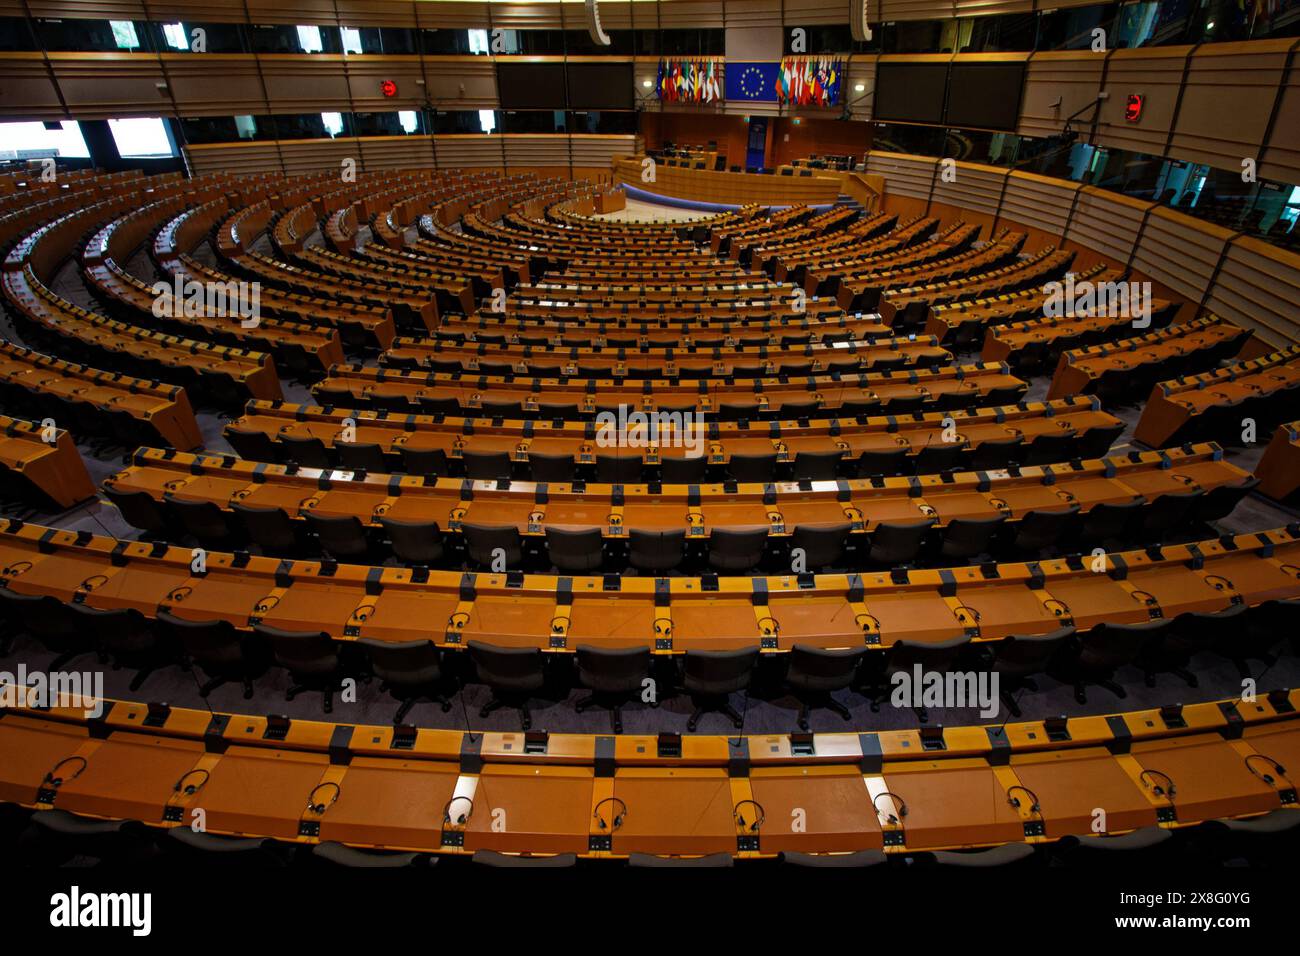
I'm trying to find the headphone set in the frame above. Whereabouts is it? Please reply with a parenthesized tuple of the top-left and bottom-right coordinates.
(307, 782, 341, 815)
(1140, 770, 1177, 799)
(1245, 754, 1287, 786)
(592, 797, 627, 831)
(171, 769, 210, 797)
(872, 791, 908, 826)
(1006, 785, 1041, 814)
(443, 795, 474, 826)
(43, 756, 87, 789)
(732, 800, 765, 833)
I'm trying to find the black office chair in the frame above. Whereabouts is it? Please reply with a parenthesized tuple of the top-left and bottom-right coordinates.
(596, 455, 642, 484)
(793, 450, 842, 481)
(727, 453, 778, 483)
(1063, 620, 1169, 704)
(231, 503, 301, 556)
(856, 447, 910, 478)
(574, 644, 652, 733)
(307, 513, 371, 562)
(529, 453, 576, 483)
(1078, 498, 1144, 548)
(357, 638, 452, 723)
(1238, 597, 1300, 674)
(103, 487, 169, 537)
(19, 809, 155, 867)
(225, 427, 280, 463)
(462, 450, 513, 481)
(280, 434, 332, 469)
(156, 611, 265, 699)
(1055, 826, 1175, 868)
(969, 436, 1025, 470)
(336, 441, 387, 473)
(1141, 489, 1203, 539)
(707, 527, 768, 571)
(867, 519, 936, 567)
(1024, 431, 1079, 466)
(913, 442, 968, 475)
(399, 446, 448, 476)
(467, 640, 547, 730)
(629, 852, 733, 868)
(628, 528, 685, 573)
(462, 523, 524, 570)
(1075, 422, 1124, 460)
(1007, 505, 1080, 554)
(70, 604, 162, 692)
(164, 827, 285, 866)
(661, 455, 708, 484)
(256, 624, 346, 714)
(783, 849, 888, 868)
(165, 494, 241, 549)
(545, 526, 605, 572)
(790, 523, 851, 570)
(939, 515, 1006, 562)
(870, 634, 972, 723)
(918, 843, 1038, 868)
(984, 627, 1076, 717)
(1189, 476, 1259, 526)
(380, 517, 444, 566)
(311, 841, 430, 868)
(785, 644, 864, 730)
(1140, 604, 1246, 687)
(0, 590, 96, 670)
(682, 647, 759, 731)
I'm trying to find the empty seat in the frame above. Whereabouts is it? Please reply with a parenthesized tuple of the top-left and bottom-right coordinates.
(156, 610, 263, 699)
(307, 513, 371, 561)
(1024, 431, 1078, 466)
(596, 455, 642, 484)
(463, 450, 512, 481)
(255, 624, 345, 714)
(627, 528, 685, 573)
(661, 455, 707, 484)
(1078, 498, 1144, 547)
(231, 503, 300, 556)
(969, 436, 1024, 470)
(940, 515, 1006, 561)
(280, 435, 332, 469)
(790, 523, 851, 570)
(103, 487, 169, 536)
(1008, 505, 1080, 553)
(71, 604, 160, 691)
(166, 494, 240, 548)
(528, 453, 576, 483)
(785, 644, 864, 730)
(1190, 476, 1259, 525)
(984, 626, 1076, 717)
(1141, 488, 1203, 538)
(399, 446, 448, 476)
(870, 634, 972, 722)
(574, 644, 652, 733)
(468, 641, 547, 730)
(913, 442, 968, 474)
(357, 638, 451, 723)
(727, 453, 777, 483)
(224, 427, 280, 463)
(462, 523, 524, 570)
(336, 442, 387, 473)
(380, 517, 444, 566)
(793, 450, 842, 481)
(856, 447, 910, 478)
(545, 526, 604, 572)
(707, 527, 768, 571)
(867, 519, 936, 567)
(1065, 620, 1171, 704)
(683, 647, 760, 731)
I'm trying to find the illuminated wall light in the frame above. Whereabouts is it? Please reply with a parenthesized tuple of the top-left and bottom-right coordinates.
(642, 79, 653, 88)
(854, 83, 865, 93)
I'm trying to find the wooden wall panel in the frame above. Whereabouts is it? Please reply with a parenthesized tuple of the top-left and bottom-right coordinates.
(1170, 40, 1291, 172)
(259, 55, 353, 112)
(1131, 207, 1231, 307)
(0, 54, 63, 119)
(423, 58, 497, 110)
(166, 54, 268, 116)
(1067, 186, 1147, 267)
(1017, 51, 1104, 141)
(658, 1, 725, 28)
(1204, 237, 1300, 348)
(48, 53, 169, 120)
(998, 171, 1078, 244)
(344, 55, 427, 111)
(866, 151, 936, 201)
(186, 140, 281, 175)
(244, 0, 340, 26)
(334, 0, 419, 29)
(569, 134, 638, 168)
(432, 134, 506, 168)
(930, 161, 1005, 227)
(1260, 47, 1300, 185)
(845, 56, 875, 121)
(780, 0, 849, 25)
(356, 134, 435, 169)
(488, 3, 567, 30)
(415, 3, 492, 30)
(1094, 46, 1187, 158)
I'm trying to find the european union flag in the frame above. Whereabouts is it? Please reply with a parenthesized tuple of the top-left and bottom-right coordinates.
(724, 62, 779, 103)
